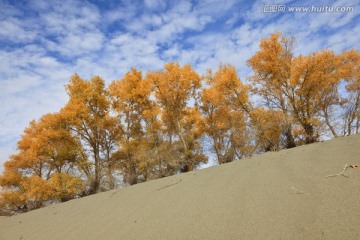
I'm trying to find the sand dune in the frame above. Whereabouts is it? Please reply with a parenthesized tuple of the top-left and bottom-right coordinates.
(1, 135, 360, 240)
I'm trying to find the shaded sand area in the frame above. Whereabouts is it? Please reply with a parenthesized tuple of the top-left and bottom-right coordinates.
(1, 135, 360, 240)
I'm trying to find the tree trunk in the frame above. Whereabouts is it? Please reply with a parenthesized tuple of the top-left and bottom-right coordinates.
(303, 123, 317, 144)
(107, 167, 115, 190)
(323, 109, 338, 137)
(176, 119, 188, 153)
(347, 117, 352, 136)
(89, 147, 101, 194)
(176, 119, 193, 172)
(213, 137, 223, 164)
(129, 164, 138, 185)
(283, 125, 296, 148)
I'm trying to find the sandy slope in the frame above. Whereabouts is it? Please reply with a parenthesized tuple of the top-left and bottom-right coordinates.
(1, 135, 360, 240)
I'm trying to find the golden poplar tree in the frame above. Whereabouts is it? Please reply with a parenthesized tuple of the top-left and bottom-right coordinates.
(109, 68, 155, 185)
(289, 50, 345, 141)
(247, 32, 297, 147)
(248, 33, 357, 144)
(0, 113, 84, 214)
(147, 62, 207, 172)
(61, 74, 121, 193)
(201, 64, 253, 164)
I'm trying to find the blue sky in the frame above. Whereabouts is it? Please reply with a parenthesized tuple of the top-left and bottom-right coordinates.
(0, 0, 359, 172)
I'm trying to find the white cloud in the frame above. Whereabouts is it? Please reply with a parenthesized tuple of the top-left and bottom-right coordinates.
(0, 18, 38, 43)
(144, 0, 167, 11)
(195, 0, 239, 15)
(146, 13, 212, 44)
(142, 14, 164, 27)
(105, 3, 137, 23)
(162, 44, 181, 59)
(39, 1, 100, 33)
(47, 31, 104, 57)
(1, 74, 41, 95)
(30, 0, 104, 57)
(325, 24, 360, 52)
(109, 33, 158, 57)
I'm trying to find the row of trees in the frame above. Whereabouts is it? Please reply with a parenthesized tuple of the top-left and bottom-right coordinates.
(1, 33, 359, 215)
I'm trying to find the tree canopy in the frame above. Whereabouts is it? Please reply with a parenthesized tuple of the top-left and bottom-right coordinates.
(1, 33, 359, 215)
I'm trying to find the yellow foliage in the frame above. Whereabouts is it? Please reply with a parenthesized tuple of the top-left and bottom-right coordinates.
(248, 32, 359, 143)
(251, 108, 285, 151)
(49, 173, 84, 201)
(148, 62, 201, 117)
(147, 62, 206, 172)
(201, 64, 253, 163)
(62, 74, 121, 193)
(21, 176, 52, 203)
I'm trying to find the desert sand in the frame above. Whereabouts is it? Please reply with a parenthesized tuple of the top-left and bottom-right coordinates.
(1, 135, 360, 240)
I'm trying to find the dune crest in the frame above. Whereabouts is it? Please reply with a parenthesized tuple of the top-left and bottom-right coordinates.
(1, 135, 360, 240)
